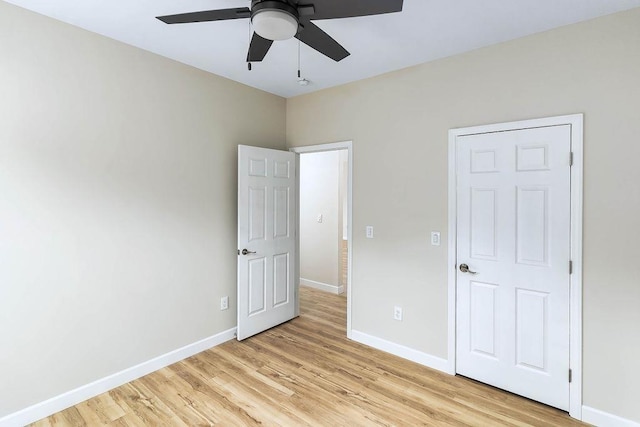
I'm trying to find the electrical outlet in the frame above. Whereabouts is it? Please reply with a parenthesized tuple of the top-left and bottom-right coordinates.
(220, 296, 229, 311)
(366, 226, 374, 238)
(393, 306, 403, 321)
(317, 214, 323, 223)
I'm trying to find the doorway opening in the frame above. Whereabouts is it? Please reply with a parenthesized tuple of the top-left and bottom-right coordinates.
(291, 141, 353, 337)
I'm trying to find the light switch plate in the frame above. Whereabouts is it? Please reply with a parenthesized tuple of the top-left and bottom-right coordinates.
(431, 232, 441, 246)
(366, 226, 374, 238)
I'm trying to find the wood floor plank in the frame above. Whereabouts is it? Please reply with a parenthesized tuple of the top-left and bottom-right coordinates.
(135, 371, 219, 426)
(30, 286, 585, 426)
(81, 393, 127, 425)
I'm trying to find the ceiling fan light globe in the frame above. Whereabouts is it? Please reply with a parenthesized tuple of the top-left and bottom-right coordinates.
(252, 10, 298, 41)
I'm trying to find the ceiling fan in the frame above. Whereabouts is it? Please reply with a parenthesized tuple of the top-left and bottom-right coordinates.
(156, 0, 404, 65)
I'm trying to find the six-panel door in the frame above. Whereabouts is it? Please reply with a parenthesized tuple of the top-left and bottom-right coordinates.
(238, 145, 296, 341)
(455, 126, 571, 410)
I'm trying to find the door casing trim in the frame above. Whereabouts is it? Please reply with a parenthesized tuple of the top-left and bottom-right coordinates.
(447, 114, 583, 420)
(290, 141, 353, 338)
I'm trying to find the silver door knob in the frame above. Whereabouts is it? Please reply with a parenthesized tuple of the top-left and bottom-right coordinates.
(459, 263, 477, 274)
(241, 249, 256, 255)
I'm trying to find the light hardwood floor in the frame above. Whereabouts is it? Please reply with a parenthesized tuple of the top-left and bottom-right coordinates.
(32, 286, 585, 426)
(340, 239, 348, 291)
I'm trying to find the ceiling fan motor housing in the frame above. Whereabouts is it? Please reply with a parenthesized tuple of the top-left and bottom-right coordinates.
(251, 0, 300, 40)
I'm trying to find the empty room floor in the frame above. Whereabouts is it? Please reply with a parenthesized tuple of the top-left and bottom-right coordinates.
(32, 286, 585, 426)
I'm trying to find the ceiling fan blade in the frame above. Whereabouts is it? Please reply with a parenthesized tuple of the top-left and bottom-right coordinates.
(157, 8, 250, 24)
(247, 33, 274, 62)
(304, 0, 403, 20)
(296, 21, 349, 62)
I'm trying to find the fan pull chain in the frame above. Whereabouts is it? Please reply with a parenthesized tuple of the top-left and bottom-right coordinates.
(297, 39, 301, 79)
(248, 20, 252, 71)
(296, 39, 310, 86)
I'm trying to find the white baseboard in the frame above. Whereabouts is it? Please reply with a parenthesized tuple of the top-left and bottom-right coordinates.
(300, 278, 344, 295)
(350, 330, 449, 373)
(0, 328, 237, 427)
(582, 406, 640, 427)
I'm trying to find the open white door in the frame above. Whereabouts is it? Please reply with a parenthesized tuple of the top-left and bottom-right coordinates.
(237, 145, 296, 340)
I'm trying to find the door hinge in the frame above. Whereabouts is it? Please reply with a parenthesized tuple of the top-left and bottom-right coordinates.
(569, 260, 573, 275)
(569, 369, 573, 383)
(570, 152, 574, 166)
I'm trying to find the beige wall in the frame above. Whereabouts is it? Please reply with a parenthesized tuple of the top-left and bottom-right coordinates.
(0, 1, 285, 417)
(287, 8, 640, 423)
(300, 151, 340, 287)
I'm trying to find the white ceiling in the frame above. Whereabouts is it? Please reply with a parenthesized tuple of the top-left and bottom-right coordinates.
(5, 0, 640, 97)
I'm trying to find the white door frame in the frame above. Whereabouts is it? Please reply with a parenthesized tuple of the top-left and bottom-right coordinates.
(447, 114, 583, 419)
(290, 141, 353, 338)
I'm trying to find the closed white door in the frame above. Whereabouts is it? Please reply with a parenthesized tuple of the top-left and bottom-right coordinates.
(237, 145, 296, 340)
(455, 125, 571, 410)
